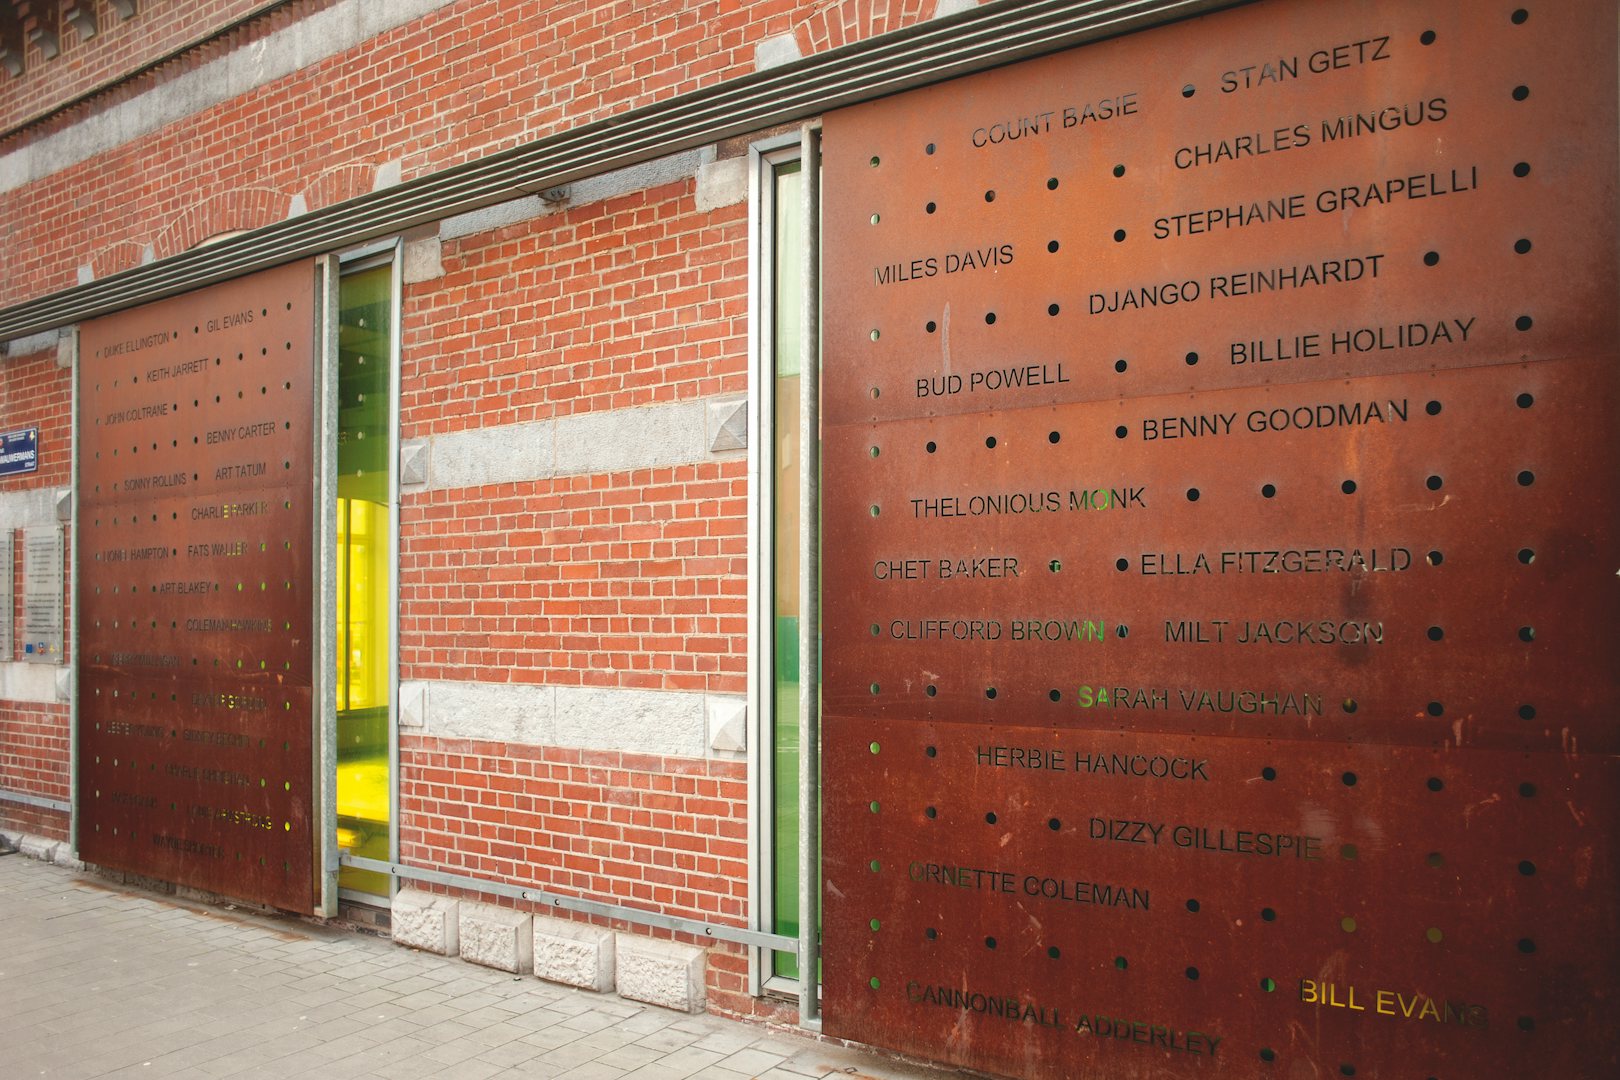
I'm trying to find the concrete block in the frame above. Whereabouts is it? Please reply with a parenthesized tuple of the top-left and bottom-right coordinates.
(532, 916, 615, 992)
(19, 835, 56, 862)
(695, 157, 747, 212)
(754, 33, 801, 71)
(392, 887, 460, 956)
(707, 694, 747, 754)
(615, 935, 706, 1013)
(458, 902, 532, 973)
(51, 843, 82, 870)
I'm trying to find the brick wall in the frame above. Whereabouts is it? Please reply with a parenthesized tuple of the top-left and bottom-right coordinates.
(0, 345, 72, 840)
(0, 0, 944, 1019)
(0, 0, 303, 135)
(0, 0, 949, 309)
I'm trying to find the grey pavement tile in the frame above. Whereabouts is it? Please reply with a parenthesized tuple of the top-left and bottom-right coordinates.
(554, 1061, 631, 1080)
(0, 858, 928, 1080)
(595, 1042, 669, 1071)
(717, 1048, 788, 1076)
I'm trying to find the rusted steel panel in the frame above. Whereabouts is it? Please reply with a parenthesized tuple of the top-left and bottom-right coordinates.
(77, 262, 317, 913)
(820, 1, 1620, 1077)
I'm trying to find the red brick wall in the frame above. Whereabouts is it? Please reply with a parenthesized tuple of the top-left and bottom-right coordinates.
(0, 0, 305, 135)
(0, 346, 73, 839)
(405, 182, 748, 435)
(0, 0, 933, 1018)
(1, 0, 945, 310)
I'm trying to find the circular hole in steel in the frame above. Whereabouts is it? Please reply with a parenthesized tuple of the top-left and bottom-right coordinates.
(1423, 250, 1440, 266)
(1514, 161, 1531, 177)
(1516, 315, 1534, 331)
(1512, 9, 1529, 25)
(926, 684, 937, 697)
(1048, 689, 1061, 703)
(1115, 558, 1129, 572)
(1426, 475, 1443, 491)
(1047, 240, 1060, 253)
(1115, 425, 1128, 439)
(984, 311, 997, 325)
(1520, 860, 1536, 876)
(1520, 782, 1537, 797)
(1342, 771, 1358, 786)
(1515, 238, 1532, 254)
(1519, 625, 1536, 642)
(1047, 303, 1060, 317)
(1517, 392, 1535, 409)
(1519, 704, 1536, 720)
(984, 189, 996, 203)
(1427, 549, 1445, 566)
(1048, 818, 1062, 831)
(1262, 767, 1276, 781)
(925, 201, 936, 214)
(984, 687, 997, 700)
(1427, 927, 1444, 943)
(925, 440, 937, 453)
(1427, 701, 1445, 717)
(1046, 177, 1059, 190)
(925, 142, 936, 155)
(1342, 479, 1358, 494)
(1113, 228, 1127, 242)
(1186, 488, 1200, 502)
(1185, 351, 1199, 366)
(1048, 946, 1060, 959)
(985, 436, 997, 449)
(1186, 899, 1200, 913)
(1427, 777, 1444, 792)
(1048, 431, 1060, 444)
(1116, 624, 1129, 639)
(1518, 937, 1536, 954)
(1181, 83, 1196, 97)
(1420, 29, 1436, 44)
(1343, 698, 1358, 714)
(1512, 85, 1530, 101)
(1185, 966, 1199, 980)
(1426, 399, 1442, 415)
(1261, 483, 1276, 498)
(925, 320, 937, 333)
(1113, 164, 1126, 177)
(1428, 626, 1444, 641)
(984, 812, 997, 825)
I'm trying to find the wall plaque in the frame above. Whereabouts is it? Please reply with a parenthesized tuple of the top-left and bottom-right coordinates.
(77, 261, 318, 913)
(22, 525, 63, 662)
(820, 2, 1619, 1078)
(0, 427, 39, 477)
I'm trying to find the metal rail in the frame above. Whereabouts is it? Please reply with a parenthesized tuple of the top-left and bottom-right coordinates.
(339, 852, 799, 953)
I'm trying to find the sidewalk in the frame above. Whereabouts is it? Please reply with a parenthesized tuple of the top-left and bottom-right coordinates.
(0, 853, 949, 1080)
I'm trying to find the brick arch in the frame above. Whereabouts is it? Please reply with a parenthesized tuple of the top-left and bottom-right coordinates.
(298, 162, 378, 213)
(84, 238, 152, 283)
(151, 186, 289, 260)
(794, 0, 943, 55)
